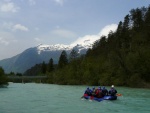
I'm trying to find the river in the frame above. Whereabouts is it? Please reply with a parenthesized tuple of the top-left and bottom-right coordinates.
(0, 83, 150, 113)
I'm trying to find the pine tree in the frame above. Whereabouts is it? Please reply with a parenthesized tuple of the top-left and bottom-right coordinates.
(116, 21, 123, 34)
(69, 49, 79, 62)
(122, 14, 130, 49)
(123, 14, 130, 31)
(48, 58, 54, 72)
(42, 61, 46, 74)
(130, 8, 144, 31)
(58, 50, 68, 68)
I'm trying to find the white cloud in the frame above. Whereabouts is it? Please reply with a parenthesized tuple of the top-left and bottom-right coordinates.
(13, 24, 29, 31)
(54, 0, 65, 6)
(99, 24, 118, 36)
(0, 2, 20, 13)
(2, 22, 29, 32)
(0, 32, 18, 60)
(0, 37, 9, 45)
(71, 24, 118, 46)
(70, 34, 99, 47)
(0, 31, 16, 46)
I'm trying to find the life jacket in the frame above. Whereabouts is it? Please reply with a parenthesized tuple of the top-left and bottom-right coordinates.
(95, 89, 100, 95)
(95, 89, 103, 98)
(84, 93, 88, 97)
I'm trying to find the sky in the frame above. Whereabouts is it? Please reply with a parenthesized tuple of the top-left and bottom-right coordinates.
(0, 0, 149, 60)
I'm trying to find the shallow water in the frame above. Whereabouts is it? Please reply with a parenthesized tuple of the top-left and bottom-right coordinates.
(0, 83, 150, 113)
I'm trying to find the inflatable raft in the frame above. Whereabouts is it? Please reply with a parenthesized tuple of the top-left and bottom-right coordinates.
(83, 94, 117, 102)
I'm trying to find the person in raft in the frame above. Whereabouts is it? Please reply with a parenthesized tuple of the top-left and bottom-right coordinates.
(94, 86, 103, 98)
(84, 87, 92, 96)
(91, 87, 96, 96)
(102, 86, 108, 96)
(108, 85, 117, 96)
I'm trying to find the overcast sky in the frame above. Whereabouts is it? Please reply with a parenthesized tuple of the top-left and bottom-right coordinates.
(0, 0, 149, 60)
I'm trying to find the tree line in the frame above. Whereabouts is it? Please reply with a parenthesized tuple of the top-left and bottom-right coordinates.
(19, 5, 150, 88)
(24, 49, 79, 76)
(0, 67, 8, 87)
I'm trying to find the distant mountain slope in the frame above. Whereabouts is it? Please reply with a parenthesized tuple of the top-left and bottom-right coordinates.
(0, 40, 93, 73)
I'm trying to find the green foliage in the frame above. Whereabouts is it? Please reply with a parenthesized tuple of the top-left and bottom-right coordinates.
(42, 61, 46, 74)
(0, 67, 8, 87)
(69, 49, 79, 62)
(24, 64, 42, 75)
(58, 50, 68, 69)
(127, 73, 144, 87)
(48, 58, 54, 72)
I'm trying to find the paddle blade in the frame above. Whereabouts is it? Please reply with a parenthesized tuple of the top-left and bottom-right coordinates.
(116, 93, 122, 96)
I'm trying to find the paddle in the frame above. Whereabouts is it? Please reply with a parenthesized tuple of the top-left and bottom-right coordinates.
(81, 96, 84, 98)
(116, 93, 122, 96)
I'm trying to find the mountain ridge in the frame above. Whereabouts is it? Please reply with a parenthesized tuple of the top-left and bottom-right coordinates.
(0, 39, 95, 73)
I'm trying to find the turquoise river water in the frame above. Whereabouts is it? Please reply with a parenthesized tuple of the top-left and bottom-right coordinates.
(0, 83, 150, 113)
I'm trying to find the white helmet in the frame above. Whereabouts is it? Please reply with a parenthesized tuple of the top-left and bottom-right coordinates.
(111, 85, 114, 88)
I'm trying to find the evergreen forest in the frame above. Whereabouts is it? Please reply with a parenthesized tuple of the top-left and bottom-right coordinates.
(23, 6, 150, 88)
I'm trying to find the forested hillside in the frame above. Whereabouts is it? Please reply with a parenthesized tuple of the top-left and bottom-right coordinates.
(24, 6, 150, 88)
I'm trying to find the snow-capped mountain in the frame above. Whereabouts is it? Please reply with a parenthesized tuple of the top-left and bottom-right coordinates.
(0, 39, 95, 73)
(37, 38, 93, 54)
(37, 44, 71, 54)
(0, 23, 118, 73)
